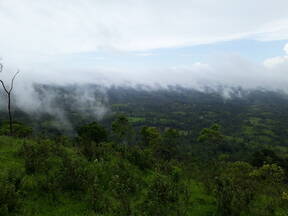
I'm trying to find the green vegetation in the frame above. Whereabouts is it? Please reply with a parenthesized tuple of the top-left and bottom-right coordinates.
(1, 87, 288, 215)
(0, 114, 287, 215)
(128, 117, 146, 123)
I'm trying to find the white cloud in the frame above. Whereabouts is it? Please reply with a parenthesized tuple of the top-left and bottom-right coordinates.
(263, 56, 288, 68)
(263, 43, 288, 68)
(1, 0, 288, 62)
(284, 43, 288, 54)
(135, 53, 156, 57)
(0, 0, 288, 92)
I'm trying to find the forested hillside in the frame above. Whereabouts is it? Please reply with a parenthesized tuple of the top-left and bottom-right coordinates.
(2, 0, 288, 215)
(4, 85, 288, 145)
(0, 85, 288, 215)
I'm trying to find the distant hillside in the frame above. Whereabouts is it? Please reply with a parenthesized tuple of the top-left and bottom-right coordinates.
(1, 84, 288, 147)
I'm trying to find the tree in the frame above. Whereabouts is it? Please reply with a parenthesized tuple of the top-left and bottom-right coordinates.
(76, 122, 108, 160)
(77, 122, 107, 143)
(109, 160, 140, 215)
(140, 126, 162, 148)
(112, 115, 134, 145)
(197, 124, 225, 155)
(249, 164, 285, 216)
(138, 173, 183, 216)
(0, 121, 32, 138)
(214, 161, 256, 216)
(159, 129, 180, 160)
(0, 63, 20, 136)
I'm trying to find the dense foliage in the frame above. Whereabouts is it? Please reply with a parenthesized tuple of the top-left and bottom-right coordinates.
(0, 86, 288, 215)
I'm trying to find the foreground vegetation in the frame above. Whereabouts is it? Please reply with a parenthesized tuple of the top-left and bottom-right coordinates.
(0, 115, 288, 216)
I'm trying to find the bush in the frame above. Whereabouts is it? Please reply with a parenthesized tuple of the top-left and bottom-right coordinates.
(0, 175, 21, 215)
(61, 154, 90, 191)
(138, 173, 182, 216)
(77, 122, 107, 143)
(0, 122, 32, 138)
(20, 139, 64, 174)
(126, 146, 153, 170)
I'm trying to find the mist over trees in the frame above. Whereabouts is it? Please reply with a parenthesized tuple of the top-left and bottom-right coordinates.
(1, 0, 288, 215)
(0, 84, 287, 215)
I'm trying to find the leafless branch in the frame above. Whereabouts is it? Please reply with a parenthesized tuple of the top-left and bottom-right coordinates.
(0, 70, 20, 94)
(9, 70, 20, 93)
(0, 80, 9, 94)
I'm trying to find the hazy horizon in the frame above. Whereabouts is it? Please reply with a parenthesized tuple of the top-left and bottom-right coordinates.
(0, 0, 288, 91)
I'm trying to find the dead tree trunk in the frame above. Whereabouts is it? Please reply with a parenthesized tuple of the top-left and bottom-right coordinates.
(8, 92, 12, 135)
(0, 63, 19, 136)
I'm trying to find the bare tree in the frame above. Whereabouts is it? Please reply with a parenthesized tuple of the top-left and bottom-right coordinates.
(0, 63, 20, 136)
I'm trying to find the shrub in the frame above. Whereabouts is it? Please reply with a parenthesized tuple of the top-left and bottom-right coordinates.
(0, 122, 32, 138)
(20, 139, 64, 174)
(138, 173, 182, 216)
(77, 122, 107, 143)
(0, 175, 21, 215)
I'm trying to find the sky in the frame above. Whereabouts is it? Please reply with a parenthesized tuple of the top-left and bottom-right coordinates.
(1, 0, 288, 90)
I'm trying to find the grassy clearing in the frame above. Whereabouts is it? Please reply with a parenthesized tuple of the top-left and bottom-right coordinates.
(128, 117, 146, 123)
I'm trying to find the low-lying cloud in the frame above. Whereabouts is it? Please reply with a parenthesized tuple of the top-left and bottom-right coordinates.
(0, 0, 288, 122)
(1, 43, 288, 98)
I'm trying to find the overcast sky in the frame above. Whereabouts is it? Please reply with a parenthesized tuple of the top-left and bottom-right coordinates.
(1, 0, 288, 89)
